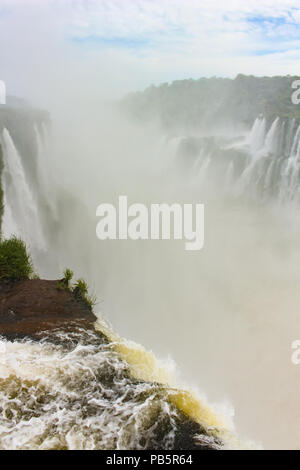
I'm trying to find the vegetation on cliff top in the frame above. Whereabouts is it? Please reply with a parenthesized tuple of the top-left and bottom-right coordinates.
(0, 144, 4, 229)
(121, 74, 300, 132)
(0, 236, 33, 281)
(58, 268, 96, 310)
(0, 234, 95, 309)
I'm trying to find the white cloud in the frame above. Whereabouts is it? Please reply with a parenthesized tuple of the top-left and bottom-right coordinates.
(1, 0, 300, 100)
(62, 1, 300, 67)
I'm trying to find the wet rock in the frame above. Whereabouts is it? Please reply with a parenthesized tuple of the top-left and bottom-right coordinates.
(0, 279, 104, 342)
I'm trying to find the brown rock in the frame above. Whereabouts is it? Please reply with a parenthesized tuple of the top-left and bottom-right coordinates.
(0, 279, 98, 341)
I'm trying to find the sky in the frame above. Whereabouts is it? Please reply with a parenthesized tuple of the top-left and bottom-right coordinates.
(1, 0, 300, 101)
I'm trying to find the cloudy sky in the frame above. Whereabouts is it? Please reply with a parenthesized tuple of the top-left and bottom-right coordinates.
(1, 0, 300, 100)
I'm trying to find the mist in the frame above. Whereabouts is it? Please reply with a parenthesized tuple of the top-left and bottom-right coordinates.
(33, 101, 300, 450)
(2, 0, 300, 451)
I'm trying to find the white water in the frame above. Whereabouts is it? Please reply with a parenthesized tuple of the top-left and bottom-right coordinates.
(1, 128, 46, 252)
(248, 116, 266, 153)
(192, 115, 300, 205)
(0, 333, 178, 450)
(0, 327, 244, 450)
(33, 123, 57, 216)
(264, 117, 280, 155)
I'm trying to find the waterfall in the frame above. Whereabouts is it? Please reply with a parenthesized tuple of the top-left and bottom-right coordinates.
(225, 161, 234, 186)
(34, 123, 57, 216)
(248, 116, 266, 153)
(198, 155, 211, 184)
(283, 118, 296, 157)
(1, 128, 46, 251)
(236, 117, 300, 202)
(173, 115, 300, 204)
(264, 117, 280, 155)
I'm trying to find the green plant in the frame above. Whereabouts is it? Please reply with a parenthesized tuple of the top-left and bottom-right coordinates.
(0, 236, 34, 281)
(72, 278, 96, 310)
(0, 145, 4, 232)
(85, 293, 97, 310)
(63, 268, 73, 286)
(72, 278, 88, 298)
(57, 280, 65, 290)
(58, 267, 74, 290)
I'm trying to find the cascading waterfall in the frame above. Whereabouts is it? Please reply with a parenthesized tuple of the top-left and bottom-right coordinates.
(248, 115, 266, 153)
(9, 110, 294, 244)
(198, 155, 211, 184)
(1, 128, 46, 251)
(279, 123, 300, 203)
(264, 117, 281, 155)
(33, 123, 57, 217)
(237, 116, 300, 202)
(235, 117, 282, 197)
(175, 114, 300, 204)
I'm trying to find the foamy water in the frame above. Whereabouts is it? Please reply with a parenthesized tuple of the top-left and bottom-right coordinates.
(0, 320, 257, 450)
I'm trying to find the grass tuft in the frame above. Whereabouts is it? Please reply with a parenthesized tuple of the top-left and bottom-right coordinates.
(57, 270, 96, 310)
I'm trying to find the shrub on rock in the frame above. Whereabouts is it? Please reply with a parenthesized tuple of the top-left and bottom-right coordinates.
(0, 236, 33, 281)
